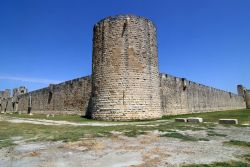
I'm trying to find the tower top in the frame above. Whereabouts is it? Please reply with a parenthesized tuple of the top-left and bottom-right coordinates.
(95, 14, 156, 27)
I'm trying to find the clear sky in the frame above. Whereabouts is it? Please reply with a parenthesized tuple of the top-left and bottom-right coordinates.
(0, 0, 249, 94)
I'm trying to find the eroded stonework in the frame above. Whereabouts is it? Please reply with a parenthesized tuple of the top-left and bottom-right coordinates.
(91, 15, 162, 120)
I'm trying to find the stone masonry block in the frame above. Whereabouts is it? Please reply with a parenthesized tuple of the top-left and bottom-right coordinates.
(175, 118, 187, 122)
(219, 119, 238, 124)
(187, 117, 203, 123)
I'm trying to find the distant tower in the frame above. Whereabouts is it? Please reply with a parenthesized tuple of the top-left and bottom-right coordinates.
(12, 86, 28, 112)
(91, 14, 162, 120)
(13, 86, 28, 98)
(245, 90, 250, 109)
(237, 85, 245, 97)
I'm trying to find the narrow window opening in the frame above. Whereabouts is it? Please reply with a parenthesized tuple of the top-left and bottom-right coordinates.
(122, 22, 127, 37)
(182, 78, 187, 91)
(123, 91, 125, 105)
(48, 91, 53, 104)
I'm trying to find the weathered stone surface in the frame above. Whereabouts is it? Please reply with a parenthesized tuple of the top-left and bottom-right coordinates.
(219, 119, 238, 124)
(175, 118, 187, 122)
(187, 117, 203, 123)
(1, 76, 92, 115)
(160, 74, 246, 115)
(90, 14, 162, 121)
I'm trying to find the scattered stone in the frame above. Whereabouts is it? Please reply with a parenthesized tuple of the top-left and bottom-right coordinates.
(187, 117, 203, 123)
(219, 119, 238, 125)
(175, 118, 187, 122)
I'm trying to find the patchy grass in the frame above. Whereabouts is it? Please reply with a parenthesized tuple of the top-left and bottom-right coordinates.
(199, 138, 210, 141)
(3, 113, 95, 123)
(157, 121, 215, 132)
(4, 109, 250, 125)
(0, 120, 157, 144)
(163, 109, 250, 124)
(183, 154, 250, 167)
(123, 130, 146, 137)
(224, 140, 250, 148)
(161, 132, 196, 141)
(183, 161, 249, 167)
(207, 131, 227, 137)
(242, 154, 250, 162)
(0, 121, 108, 143)
(0, 108, 248, 148)
(160, 132, 209, 141)
(0, 139, 16, 149)
(0, 114, 214, 145)
(0, 118, 213, 146)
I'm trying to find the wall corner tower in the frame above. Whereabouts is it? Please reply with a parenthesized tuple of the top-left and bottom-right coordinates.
(90, 14, 162, 121)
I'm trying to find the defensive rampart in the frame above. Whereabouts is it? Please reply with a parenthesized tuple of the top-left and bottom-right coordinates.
(160, 73, 246, 115)
(2, 76, 92, 115)
(1, 73, 246, 116)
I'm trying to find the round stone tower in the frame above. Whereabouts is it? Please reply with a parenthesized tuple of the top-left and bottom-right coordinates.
(91, 14, 162, 121)
(245, 90, 250, 109)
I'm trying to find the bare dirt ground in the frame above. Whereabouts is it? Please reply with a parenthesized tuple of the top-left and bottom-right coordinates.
(0, 116, 167, 126)
(0, 117, 249, 167)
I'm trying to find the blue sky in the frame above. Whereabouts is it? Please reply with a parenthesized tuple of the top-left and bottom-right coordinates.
(0, 0, 249, 94)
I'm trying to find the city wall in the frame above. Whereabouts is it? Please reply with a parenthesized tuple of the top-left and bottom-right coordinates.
(1, 98, 13, 112)
(0, 73, 246, 116)
(1, 76, 91, 115)
(160, 73, 246, 115)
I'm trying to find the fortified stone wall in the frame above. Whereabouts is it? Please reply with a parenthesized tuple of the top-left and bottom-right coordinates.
(91, 15, 162, 120)
(0, 98, 13, 112)
(160, 73, 246, 115)
(16, 76, 91, 115)
(0, 14, 247, 117)
(0, 73, 247, 115)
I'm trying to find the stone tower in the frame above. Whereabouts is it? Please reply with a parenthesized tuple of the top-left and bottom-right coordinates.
(245, 90, 250, 109)
(237, 85, 245, 97)
(91, 14, 162, 121)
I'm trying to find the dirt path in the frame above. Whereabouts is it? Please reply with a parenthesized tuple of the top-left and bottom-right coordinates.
(0, 116, 168, 127)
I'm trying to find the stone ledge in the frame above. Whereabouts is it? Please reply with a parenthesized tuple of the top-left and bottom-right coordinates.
(175, 118, 187, 122)
(187, 117, 203, 123)
(219, 119, 238, 124)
